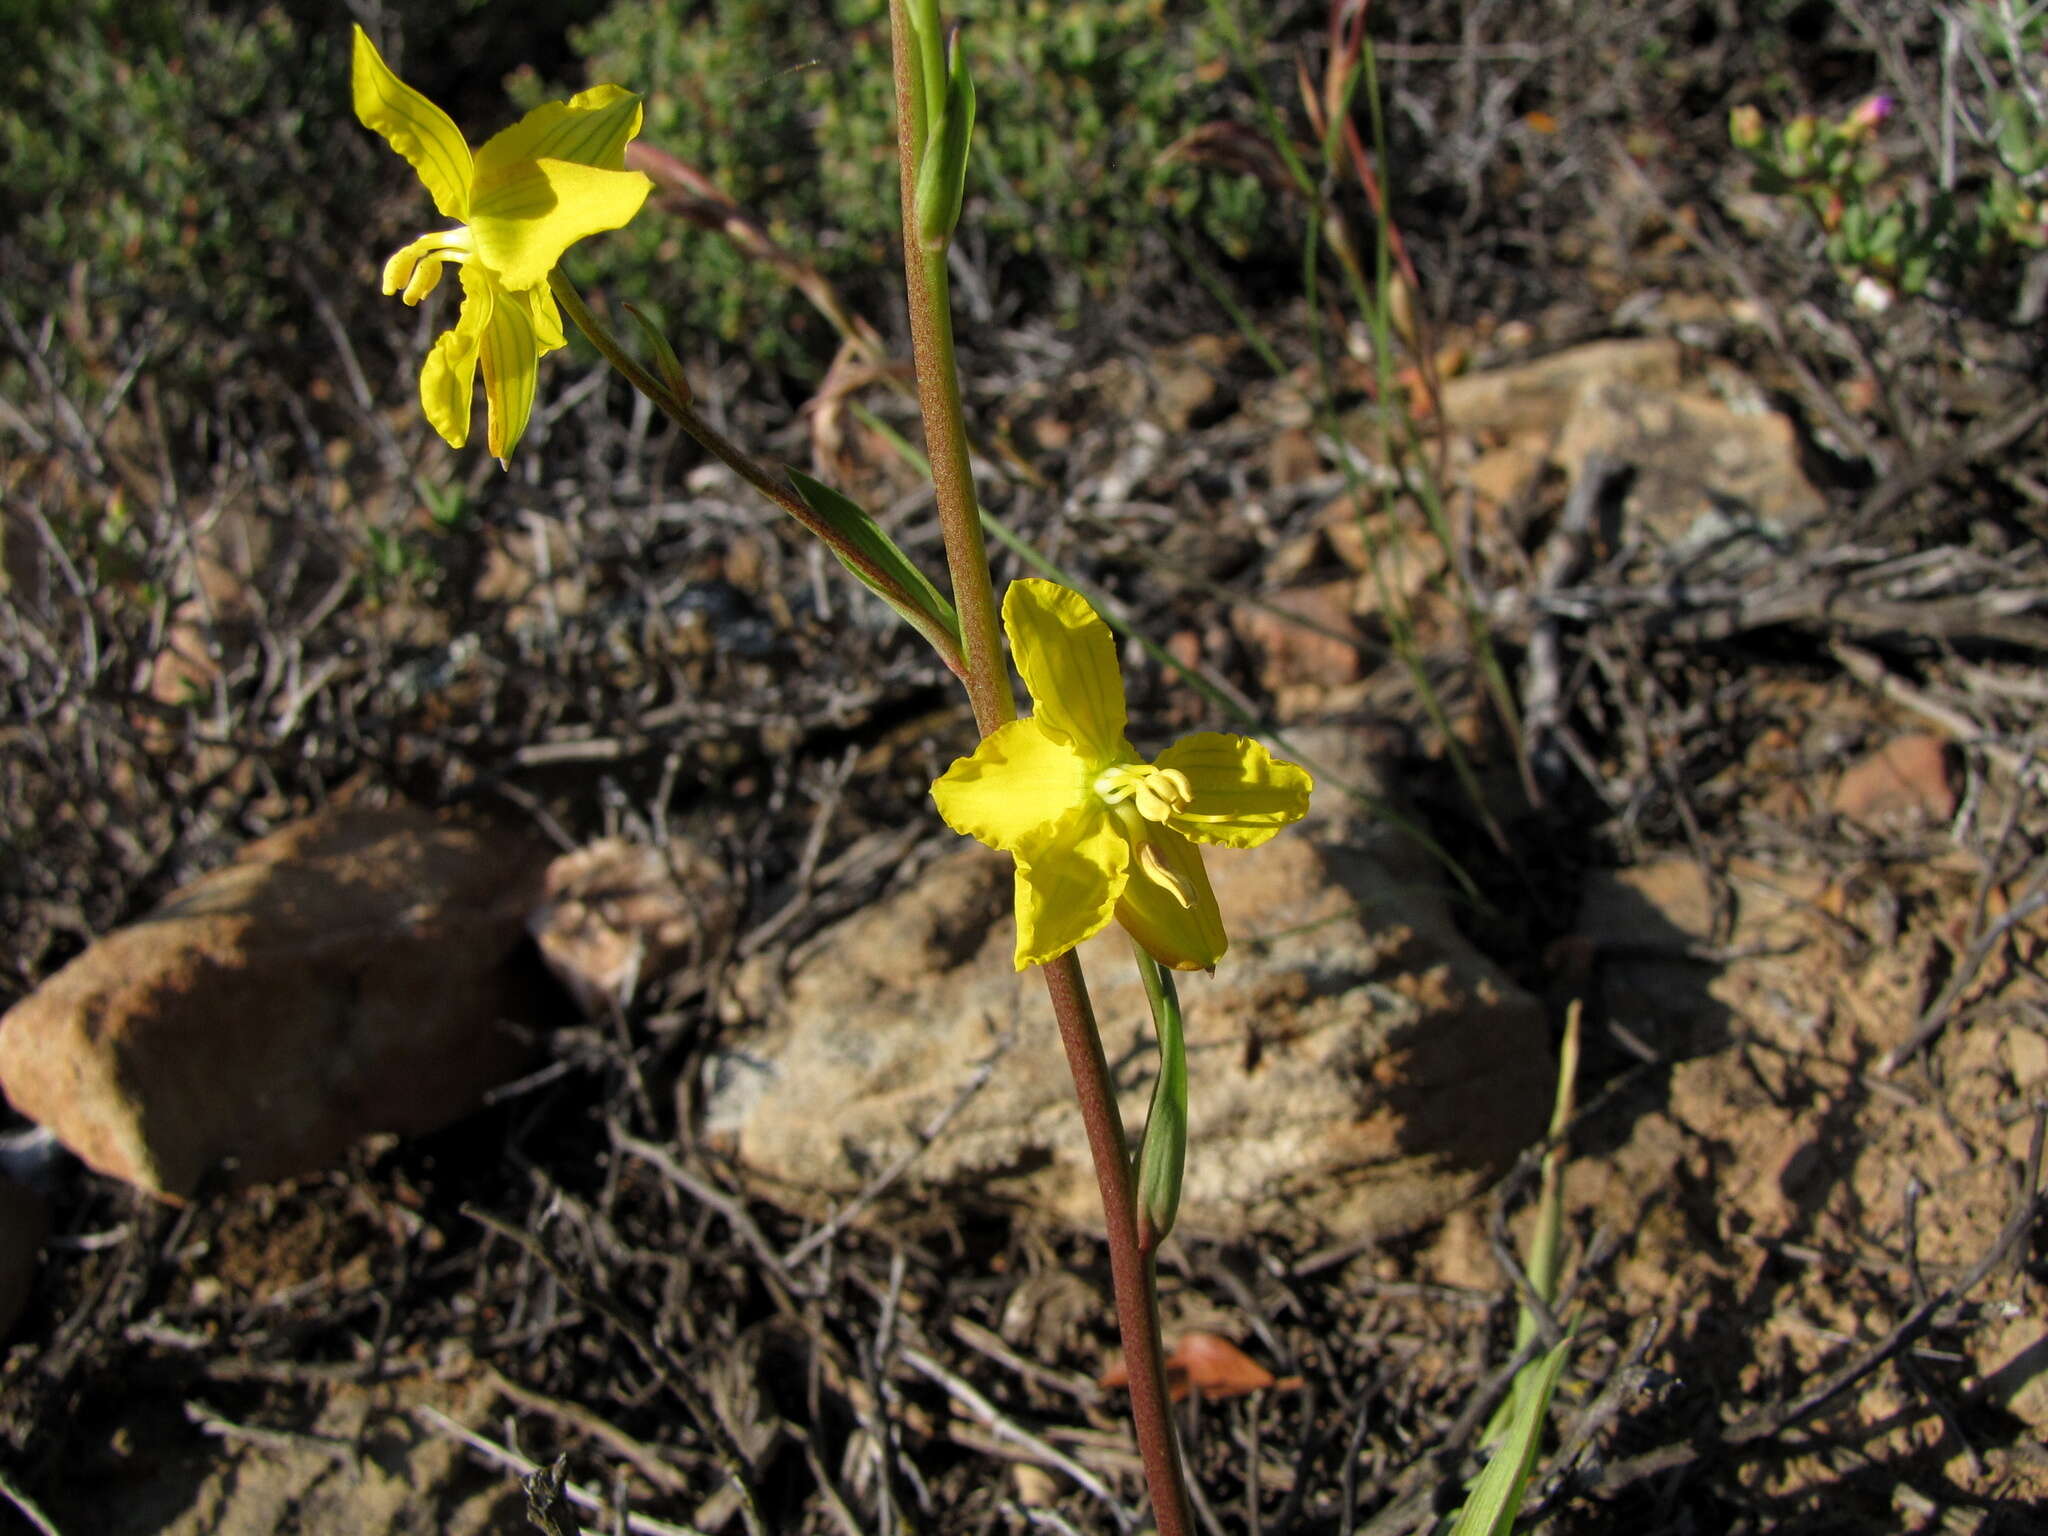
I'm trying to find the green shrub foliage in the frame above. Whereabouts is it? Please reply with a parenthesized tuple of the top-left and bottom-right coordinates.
(546, 0, 1275, 370)
(0, 3, 367, 397)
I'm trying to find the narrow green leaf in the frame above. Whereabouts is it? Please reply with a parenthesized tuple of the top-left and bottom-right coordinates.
(1480, 1003, 1580, 1451)
(622, 303, 692, 409)
(904, 0, 946, 131)
(785, 466, 961, 648)
(1133, 951, 1188, 1245)
(915, 33, 975, 250)
(1448, 1335, 1572, 1536)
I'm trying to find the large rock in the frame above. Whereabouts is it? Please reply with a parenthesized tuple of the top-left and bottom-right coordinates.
(707, 734, 1553, 1244)
(529, 835, 738, 1014)
(1436, 338, 1826, 557)
(0, 805, 553, 1201)
(1437, 338, 1684, 436)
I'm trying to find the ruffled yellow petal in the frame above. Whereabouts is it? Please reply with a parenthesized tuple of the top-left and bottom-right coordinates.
(476, 274, 544, 461)
(474, 85, 645, 182)
(1154, 732, 1314, 849)
(524, 280, 567, 352)
(469, 159, 653, 291)
(351, 26, 472, 221)
(1011, 805, 1129, 969)
(1002, 579, 1128, 762)
(931, 717, 1093, 851)
(1115, 824, 1226, 971)
(417, 277, 487, 449)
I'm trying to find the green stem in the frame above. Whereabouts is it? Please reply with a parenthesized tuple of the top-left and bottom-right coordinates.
(549, 272, 967, 682)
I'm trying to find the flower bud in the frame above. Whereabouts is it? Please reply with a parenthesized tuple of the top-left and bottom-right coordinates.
(1845, 94, 1894, 138)
(1729, 105, 1766, 151)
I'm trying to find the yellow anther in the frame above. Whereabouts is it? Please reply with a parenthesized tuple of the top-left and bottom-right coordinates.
(1136, 839, 1195, 908)
(1131, 767, 1193, 824)
(1096, 763, 1193, 824)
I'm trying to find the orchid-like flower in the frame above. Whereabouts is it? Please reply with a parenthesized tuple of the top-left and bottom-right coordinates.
(351, 26, 652, 459)
(933, 580, 1313, 972)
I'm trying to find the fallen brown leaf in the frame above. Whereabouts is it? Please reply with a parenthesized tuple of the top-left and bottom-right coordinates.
(1100, 1331, 1305, 1403)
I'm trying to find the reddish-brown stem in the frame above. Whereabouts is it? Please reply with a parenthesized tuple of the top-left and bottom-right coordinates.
(882, 8, 1189, 1529)
(887, 0, 1013, 738)
(1037, 953, 1193, 1536)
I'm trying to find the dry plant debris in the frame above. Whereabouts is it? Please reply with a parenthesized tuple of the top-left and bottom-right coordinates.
(3, 2, 2047, 1532)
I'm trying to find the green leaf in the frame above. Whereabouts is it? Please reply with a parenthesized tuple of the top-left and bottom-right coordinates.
(914, 32, 975, 250)
(785, 466, 962, 649)
(903, 0, 946, 134)
(1133, 951, 1188, 1245)
(1447, 1335, 1573, 1536)
(1479, 1001, 1580, 1452)
(622, 302, 693, 408)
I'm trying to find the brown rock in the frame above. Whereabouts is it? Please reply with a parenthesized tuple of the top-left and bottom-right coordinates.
(49, 1374, 506, 1536)
(1554, 378, 1826, 544)
(1979, 1312, 2048, 1432)
(1265, 427, 1324, 488)
(1830, 734, 1956, 829)
(1146, 334, 1237, 433)
(1437, 339, 1683, 436)
(1465, 440, 1548, 511)
(1313, 499, 1451, 606)
(1575, 856, 1723, 1047)
(472, 517, 588, 635)
(1229, 582, 1367, 694)
(1579, 857, 1717, 947)
(0, 805, 552, 1201)
(530, 836, 738, 1014)
(708, 732, 1552, 1245)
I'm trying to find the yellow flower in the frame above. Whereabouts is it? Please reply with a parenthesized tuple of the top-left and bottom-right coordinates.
(932, 580, 1313, 972)
(351, 26, 652, 459)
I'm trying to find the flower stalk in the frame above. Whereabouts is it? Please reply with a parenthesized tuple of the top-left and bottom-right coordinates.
(886, 7, 1194, 1533)
(889, 0, 1012, 738)
(1037, 951, 1193, 1536)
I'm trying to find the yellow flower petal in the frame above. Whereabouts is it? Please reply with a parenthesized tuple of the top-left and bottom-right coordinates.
(931, 717, 1092, 851)
(418, 310, 483, 450)
(1002, 579, 1129, 761)
(1153, 733, 1314, 849)
(474, 85, 646, 183)
(351, 26, 472, 221)
(476, 275, 544, 461)
(1012, 806, 1128, 969)
(470, 159, 653, 291)
(524, 280, 567, 352)
(1115, 824, 1226, 971)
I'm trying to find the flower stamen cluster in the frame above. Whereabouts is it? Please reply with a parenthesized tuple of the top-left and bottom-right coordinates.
(1095, 763, 1195, 823)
